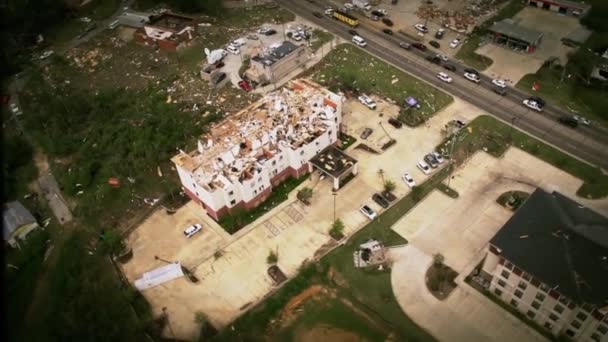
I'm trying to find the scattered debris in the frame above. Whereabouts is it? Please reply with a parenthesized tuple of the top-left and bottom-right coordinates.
(353, 239, 388, 268)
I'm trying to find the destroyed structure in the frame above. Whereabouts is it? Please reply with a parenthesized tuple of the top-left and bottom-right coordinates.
(134, 12, 196, 51)
(172, 79, 345, 220)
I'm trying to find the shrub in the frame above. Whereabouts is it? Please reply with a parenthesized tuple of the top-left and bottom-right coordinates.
(267, 250, 278, 265)
(329, 219, 345, 240)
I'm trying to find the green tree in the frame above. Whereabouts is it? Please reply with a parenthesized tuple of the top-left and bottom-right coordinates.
(411, 185, 424, 201)
(567, 49, 601, 85)
(267, 250, 278, 265)
(433, 253, 445, 266)
(297, 187, 313, 204)
(383, 180, 396, 194)
(329, 219, 345, 240)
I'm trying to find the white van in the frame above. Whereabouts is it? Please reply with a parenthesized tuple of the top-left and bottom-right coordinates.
(108, 20, 120, 29)
(352, 35, 367, 47)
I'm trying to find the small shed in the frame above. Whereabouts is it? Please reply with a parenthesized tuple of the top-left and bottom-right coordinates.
(3, 201, 39, 248)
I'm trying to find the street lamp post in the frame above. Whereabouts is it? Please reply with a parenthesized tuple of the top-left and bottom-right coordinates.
(332, 192, 337, 223)
(378, 121, 393, 141)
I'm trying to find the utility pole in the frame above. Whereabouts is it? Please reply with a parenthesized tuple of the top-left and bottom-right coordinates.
(378, 121, 393, 141)
(446, 126, 458, 188)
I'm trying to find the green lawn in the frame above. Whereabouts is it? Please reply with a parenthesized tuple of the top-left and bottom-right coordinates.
(220, 6, 295, 28)
(309, 29, 333, 52)
(310, 44, 453, 126)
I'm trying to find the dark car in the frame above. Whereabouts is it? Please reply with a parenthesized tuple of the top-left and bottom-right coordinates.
(412, 42, 427, 51)
(530, 96, 546, 107)
(558, 116, 578, 128)
(443, 64, 456, 72)
(382, 18, 394, 26)
(493, 85, 507, 96)
(464, 68, 479, 76)
(453, 119, 466, 129)
(312, 11, 323, 18)
(388, 117, 403, 128)
(435, 29, 445, 39)
(371, 10, 385, 17)
(391, 0, 398, 4)
(399, 41, 411, 49)
(372, 193, 390, 209)
(361, 128, 373, 139)
(264, 29, 277, 36)
(382, 28, 393, 35)
(424, 154, 439, 168)
(429, 40, 440, 48)
(426, 55, 441, 65)
(348, 29, 359, 36)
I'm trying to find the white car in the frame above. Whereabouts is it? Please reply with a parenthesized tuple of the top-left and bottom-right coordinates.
(344, 3, 355, 10)
(492, 79, 507, 88)
(437, 72, 452, 83)
(450, 38, 462, 48)
(359, 205, 377, 220)
(464, 72, 480, 83)
(402, 173, 416, 188)
(417, 160, 431, 175)
(414, 23, 428, 33)
(184, 223, 203, 238)
(573, 115, 591, 126)
(291, 33, 303, 41)
(363, 4, 372, 10)
(358, 94, 377, 109)
(377, 8, 388, 15)
(226, 45, 240, 55)
(40, 50, 54, 60)
(522, 99, 543, 112)
(325, 9, 334, 15)
(231, 38, 246, 47)
(258, 27, 271, 34)
(432, 152, 445, 163)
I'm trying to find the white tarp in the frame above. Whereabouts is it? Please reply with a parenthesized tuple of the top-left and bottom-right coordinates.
(134, 262, 184, 290)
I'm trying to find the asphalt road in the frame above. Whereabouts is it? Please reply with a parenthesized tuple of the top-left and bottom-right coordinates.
(278, 0, 608, 169)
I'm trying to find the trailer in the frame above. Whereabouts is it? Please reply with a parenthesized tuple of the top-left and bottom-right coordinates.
(333, 10, 359, 27)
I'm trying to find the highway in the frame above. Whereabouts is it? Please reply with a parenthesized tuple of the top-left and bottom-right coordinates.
(278, 0, 608, 169)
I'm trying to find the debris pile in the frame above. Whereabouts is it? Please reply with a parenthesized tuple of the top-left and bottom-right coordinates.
(416, 0, 506, 32)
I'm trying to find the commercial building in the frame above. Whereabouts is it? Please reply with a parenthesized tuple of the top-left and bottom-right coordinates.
(245, 41, 308, 84)
(3, 201, 39, 248)
(591, 49, 608, 82)
(171, 79, 344, 221)
(134, 12, 196, 51)
(527, 0, 591, 17)
(487, 19, 544, 53)
(480, 189, 608, 341)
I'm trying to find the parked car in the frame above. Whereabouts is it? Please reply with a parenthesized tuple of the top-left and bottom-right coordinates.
(522, 99, 543, 112)
(412, 42, 427, 51)
(367, 13, 380, 21)
(238, 80, 253, 92)
(344, 3, 355, 10)
(437, 72, 452, 83)
(453, 119, 466, 129)
(424, 153, 439, 168)
(360, 127, 373, 139)
(358, 94, 377, 109)
(443, 64, 456, 72)
(372, 193, 390, 209)
(264, 29, 277, 36)
(348, 29, 360, 36)
(414, 23, 428, 33)
(417, 160, 431, 175)
(388, 117, 402, 128)
(450, 38, 462, 48)
(435, 28, 445, 39)
(429, 40, 440, 48)
(493, 85, 507, 96)
(371, 9, 385, 17)
(432, 152, 445, 163)
(382, 18, 394, 26)
(492, 79, 507, 88)
(437, 54, 448, 62)
(464, 72, 480, 83)
(359, 205, 377, 220)
(399, 41, 411, 49)
(382, 28, 393, 35)
(402, 173, 416, 188)
(184, 223, 202, 238)
(377, 8, 388, 15)
(313, 11, 323, 18)
(291, 32, 303, 41)
(573, 115, 591, 126)
(558, 116, 578, 128)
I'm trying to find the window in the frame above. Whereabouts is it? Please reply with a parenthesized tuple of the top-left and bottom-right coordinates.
(195, 192, 199, 197)
(328, 130, 333, 135)
(259, 186, 264, 192)
(526, 310, 536, 319)
(536, 292, 546, 302)
(505, 261, 514, 270)
(591, 333, 601, 342)
(565, 329, 575, 338)
(554, 304, 564, 314)
(523, 273, 531, 281)
(571, 320, 582, 329)
(497, 279, 506, 288)
(539, 284, 550, 293)
(494, 288, 503, 296)
(253, 190, 257, 195)
(576, 312, 588, 321)
(279, 155, 283, 160)
(532, 301, 541, 310)
(272, 160, 276, 166)
(258, 178, 262, 183)
(193, 182, 197, 188)
(549, 313, 559, 322)
(510, 299, 518, 307)
(501, 270, 510, 279)
(598, 325, 608, 335)
(230, 199, 236, 205)
(518, 281, 527, 290)
(514, 289, 523, 299)
(582, 304, 594, 313)
(559, 296, 569, 305)
(228, 190, 234, 196)
(315, 141, 319, 146)
(544, 322, 553, 330)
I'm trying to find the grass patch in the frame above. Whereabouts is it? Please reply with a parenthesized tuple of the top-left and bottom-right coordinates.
(425, 262, 458, 300)
(338, 132, 357, 150)
(309, 29, 333, 52)
(220, 6, 295, 28)
(436, 182, 459, 198)
(496, 191, 530, 209)
(310, 44, 453, 126)
(218, 175, 309, 233)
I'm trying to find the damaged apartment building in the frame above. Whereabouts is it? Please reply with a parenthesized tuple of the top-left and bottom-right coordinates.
(172, 79, 346, 220)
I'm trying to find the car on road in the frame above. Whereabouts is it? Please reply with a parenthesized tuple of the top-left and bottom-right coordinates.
(417, 160, 431, 175)
(464, 72, 480, 83)
(325, 9, 335, 16)
(412, 42, 427, 51)
(358, 94, 377, 109)
(492, 79, 507, 88)
(558, 116, 578, 128)
(426, 55, 441, 65)
(238, 80, 253, 92)
(464, 68, 479, 76)
(352, 35, 367, 47)
(366, 13, 380, 21)
(522, 99, 543, 112)
(399, 41, 411, 49)
(437, 72, 452, 83)
(360, 127, 373, 139)
(371, 10, 385, 17)
(359, 204, 377, 220)
(40, 50, 54, 60)
(424, 153, 440, 168)
(436, 54, 448, 62)
(443, 64, 456, 72)
(372, 193, 390, 209)
(435, 29, 445, 39)
(429, 40, 440, 48)
(184, 223, 202, 238)
(388, 117, 402, 128)
(345, 3, 355, 10)
(432, 152, 445, 163)
(414, 23, 428, 33)
(529, 96, 546, 108)
(348, 29, 360, 36)
(402, 173, 416, 188)
(449, 38, 462, 48)
(573, 115, 591, 126)
(382, 18, 394, 26)
(382, 28, 393, 35)
(493, 85, 507, 96)
(312, 11, 323, 18)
